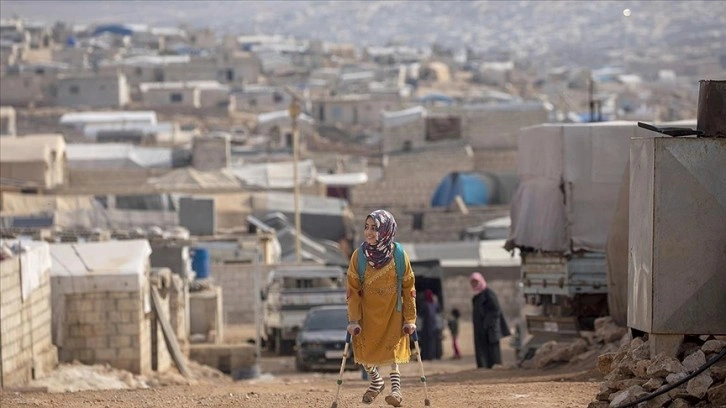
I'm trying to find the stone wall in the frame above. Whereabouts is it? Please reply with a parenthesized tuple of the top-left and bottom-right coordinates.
(0, 250, 57, 387)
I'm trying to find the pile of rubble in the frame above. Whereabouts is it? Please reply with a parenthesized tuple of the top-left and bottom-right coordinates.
(525, 316, 629, 370)
(588, 336, 726, 408)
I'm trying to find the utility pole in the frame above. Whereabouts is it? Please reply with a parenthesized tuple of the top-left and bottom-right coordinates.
(288, 98, 302, 263)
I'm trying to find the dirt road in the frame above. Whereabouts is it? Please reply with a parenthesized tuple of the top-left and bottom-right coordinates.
(0, 323, 602, 407)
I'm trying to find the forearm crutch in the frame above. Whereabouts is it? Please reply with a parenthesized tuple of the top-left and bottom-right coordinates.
(411, 331, 432, 406)
(331, 331, 353, 408)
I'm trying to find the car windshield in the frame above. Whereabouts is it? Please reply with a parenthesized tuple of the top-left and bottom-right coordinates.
(304, 308, 348, 331)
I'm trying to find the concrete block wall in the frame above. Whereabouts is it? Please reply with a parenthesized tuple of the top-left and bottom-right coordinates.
(382, 117, 426, 153)
(0, 256, 57, 388)
(350, 146, 475, 209)
(189, 286, 223, 343)
(59, 291, 152, 375)
(211, 263, 274, 325)
(350, 205, 510, 243)
(473, 148, 518, 172)
(461, 107, 548, 150)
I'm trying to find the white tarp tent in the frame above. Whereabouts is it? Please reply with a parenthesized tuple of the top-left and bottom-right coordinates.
(50, 240, 151, 294)
(402, 239, 520, 268)
(508, 121, 650, 253)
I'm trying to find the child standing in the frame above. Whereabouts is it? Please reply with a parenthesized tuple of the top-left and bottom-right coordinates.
(447, 308, 461, 359)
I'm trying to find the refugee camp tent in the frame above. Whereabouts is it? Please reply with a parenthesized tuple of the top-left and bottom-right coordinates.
(431, 172, 489, 207)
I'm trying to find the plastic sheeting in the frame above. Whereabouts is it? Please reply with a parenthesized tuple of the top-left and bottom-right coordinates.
(508, 122, 639, 253)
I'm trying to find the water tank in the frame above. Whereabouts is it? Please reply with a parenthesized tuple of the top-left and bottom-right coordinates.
(191, 248, 210, 280)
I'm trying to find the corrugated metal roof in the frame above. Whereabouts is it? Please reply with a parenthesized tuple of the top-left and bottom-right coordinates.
(66, 143, 173, 168)
(257, 110, 314, 126)
(382, 106, 426, 128)
(148, 168, 240, 189)
(228, 160, 317, 189)
(60, 111, 158, 126)
(316, 172, 368, 186)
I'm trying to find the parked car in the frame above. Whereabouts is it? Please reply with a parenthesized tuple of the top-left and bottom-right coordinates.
(294, 305, 357, 372)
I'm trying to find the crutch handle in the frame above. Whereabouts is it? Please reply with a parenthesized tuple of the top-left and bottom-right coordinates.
(411, 331, 419, 342)
(346, 332, 352, 343)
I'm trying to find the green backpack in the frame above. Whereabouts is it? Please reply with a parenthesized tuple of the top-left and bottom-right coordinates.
(357, 242, 406, 312)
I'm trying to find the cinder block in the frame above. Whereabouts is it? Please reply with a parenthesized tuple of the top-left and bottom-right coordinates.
(85, 336, 108, 349)
(116, 298, 138, 312)
(95, 348, 117, 360)
(109, 335, 131, 348)
(117, 347, 138, 359)
(82, 312, 106, 323)
(106, 311, 125, 322)
(73, 299, 94, 312)
(115, 323, 138, 336)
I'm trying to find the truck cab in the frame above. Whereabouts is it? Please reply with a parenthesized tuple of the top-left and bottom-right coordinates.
(262, 265, 346, 355)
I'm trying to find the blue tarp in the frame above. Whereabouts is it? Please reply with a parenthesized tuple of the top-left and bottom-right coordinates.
(431, 172, 490, 207)
(92, 24, 134, 37)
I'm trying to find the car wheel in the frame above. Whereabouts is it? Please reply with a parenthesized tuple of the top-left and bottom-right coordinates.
(295, 354, 310, 372)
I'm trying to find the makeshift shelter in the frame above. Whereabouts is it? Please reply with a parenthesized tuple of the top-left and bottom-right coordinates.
(49, 240, 171, 375)
(431, 172, 490, 207)
(0, 240, 57, 387)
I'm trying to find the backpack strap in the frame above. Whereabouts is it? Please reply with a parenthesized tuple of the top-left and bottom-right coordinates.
(357, 242, 407, 313)
(356, 245, 367, 285)
(392, 242, 406, 312)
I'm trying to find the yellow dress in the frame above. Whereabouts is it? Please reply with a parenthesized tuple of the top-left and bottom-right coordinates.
(347, 249, 417, 366)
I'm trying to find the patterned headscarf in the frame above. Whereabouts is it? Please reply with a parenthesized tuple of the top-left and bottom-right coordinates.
(470, 272, 487, 295)
(362, 209, 397, 269)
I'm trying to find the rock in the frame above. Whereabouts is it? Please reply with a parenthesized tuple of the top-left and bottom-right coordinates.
(669, 398, 694, 408)
(570, 349, 600, 365)
(566, 338, 589, 358)
(610, 378, 645, 391)
(629, 341, 651, 361)
(587, 402, 609, 408)
(641, 392, 670, 408)
(632, 359, 652, 379)
(647, 354, 686, 378)
(619, 331, 633, 348)
(581, 330, 598, 346)
(666, 371, 689, 385)
(596, 390, 611, 401)
(533, 341, 560, 368)
(605, 363, 633, 382)
(707, 382, 726, 407)
(667, 384, 690, 400)
(682, 350, 706, 373)
(686, 372, 713, 399)
(702, 340, 726, 354)
(630, 336, 646, 350)
(710, 359, 726, 382)
(642, 377, 664, 392)
(594, 316, 615, 332)
(608, 389, 630, 407)
(680, 342, 703, 360)
(608, 385, 646, 407)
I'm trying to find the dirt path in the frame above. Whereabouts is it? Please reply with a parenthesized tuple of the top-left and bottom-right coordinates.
(1, 368, 599, 408)
(0, 322, 602, 407)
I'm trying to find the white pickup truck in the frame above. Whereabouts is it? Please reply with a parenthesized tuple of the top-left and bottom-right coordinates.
(261, 265, 347, 355)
